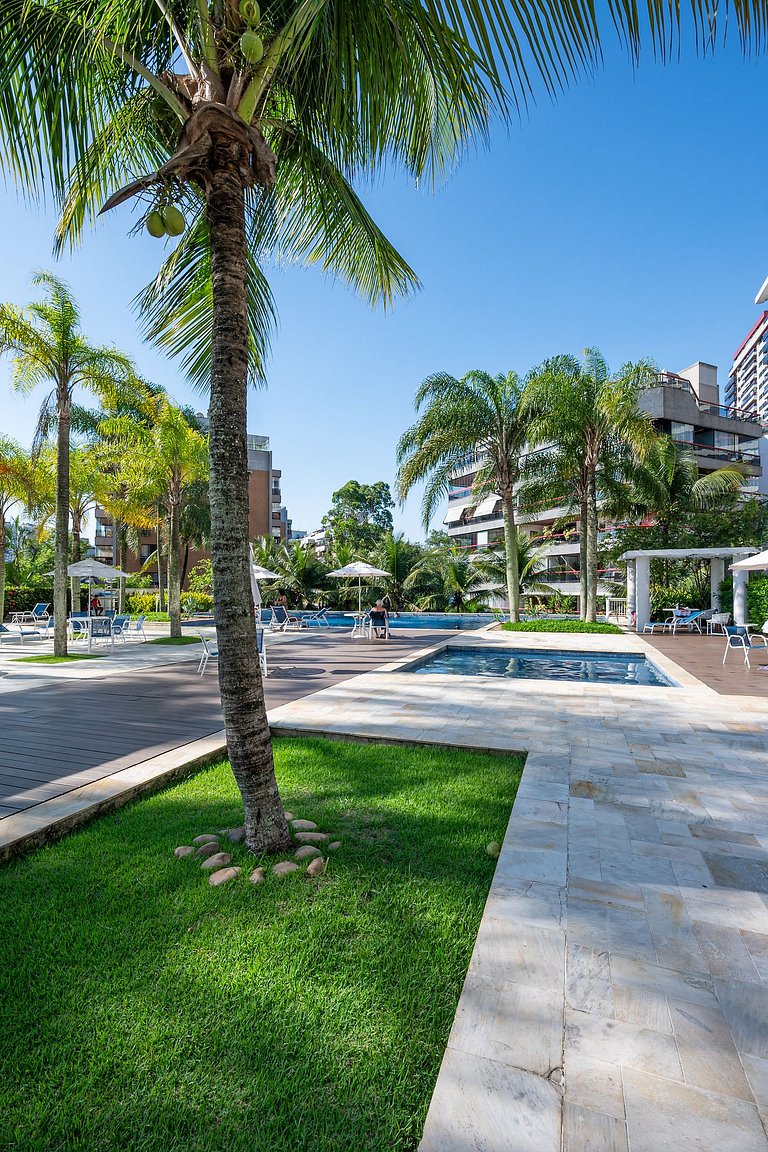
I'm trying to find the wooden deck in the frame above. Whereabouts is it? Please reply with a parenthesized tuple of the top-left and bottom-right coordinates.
(0, 630, 445, 820)
(643, 630, 768, 696)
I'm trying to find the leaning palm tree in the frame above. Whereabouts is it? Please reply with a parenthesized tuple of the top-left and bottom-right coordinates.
(0, 275, 134, 654)
(397, 370, 530, 620)
(522, 350, 658, 621)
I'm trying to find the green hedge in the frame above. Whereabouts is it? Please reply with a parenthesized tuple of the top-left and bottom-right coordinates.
(501, 620, 623, 634)
(718, 575, 768, 625)
(3, 585, 54, 615)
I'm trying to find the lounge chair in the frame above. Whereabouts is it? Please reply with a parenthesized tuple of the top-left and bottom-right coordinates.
(269, 605, 304, 632)
(670, 609, 706, 634)
(0, 622, 36, 644)
(257, 628, 268, 677)
(722, 625, 768, 668)
(707, 612, 731, 635)
(642, 620, 671, 634)
(197, 633, 218, 675)
(111, 615, 131, 642)
(303, 607, 331, 627)
(11, 602, 50, 626)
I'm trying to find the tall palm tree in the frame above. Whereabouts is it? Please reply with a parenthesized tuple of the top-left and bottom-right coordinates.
(0, 275, 134, 653)
(371, 531, 422, 610)
(273, 540, 328, 608)
(474, 529, 554, 605)
(522, 349, 657, 621)
(0, 438, 35, 622)
(397, 370, 530, 620)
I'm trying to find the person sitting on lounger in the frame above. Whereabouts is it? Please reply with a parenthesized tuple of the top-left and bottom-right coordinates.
(275, 590, 289, 610)
(370, 600, 388, 639)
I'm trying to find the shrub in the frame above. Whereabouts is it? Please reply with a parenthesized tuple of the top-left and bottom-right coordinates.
(501, 620, 623, 634)
(719, 575, 768, 625)
(182, 592, 214, 614)
(126, 591, 159, 615)
(129, 611, 170, 622)
(3, 585, 54, 616)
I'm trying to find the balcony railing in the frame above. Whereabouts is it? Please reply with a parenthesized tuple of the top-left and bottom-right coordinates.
(646, 375, 766, 428)
(681, 439, 760, 465)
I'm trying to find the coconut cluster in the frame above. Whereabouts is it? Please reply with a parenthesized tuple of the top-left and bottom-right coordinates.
(239, 0, 264, 64)
(146, 202, 186, 239)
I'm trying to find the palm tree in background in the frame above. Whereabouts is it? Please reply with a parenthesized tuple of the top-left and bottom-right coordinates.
(371, 532, 422, 611)
(397, 371, 530, 620)
(0, 274, 134, 654)
(522, 350, 657, 621)
(474, 530, 554, 606)
(406, 545, 489, 612)
(0, 438, 36, 622)
(273, 540, 328, 608)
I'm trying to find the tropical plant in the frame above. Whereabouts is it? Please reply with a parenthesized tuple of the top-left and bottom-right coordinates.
(371, 532, 424, 611)
(473, 530, 553, 604)
(0, 438, 35, 620)
(322, 481, 395, 555)
(405, 545, 489, 612)
(522, 349, 657, 621)
(272, 540, 328, 608)
(397, 370, 530, 620)
(0, 274, 133, 653)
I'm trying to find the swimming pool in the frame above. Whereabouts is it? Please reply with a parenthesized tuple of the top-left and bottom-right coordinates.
(257, 610, 500, 630)
(409, 646, 676, 687)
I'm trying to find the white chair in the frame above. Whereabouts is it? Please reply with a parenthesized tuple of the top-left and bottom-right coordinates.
(707, 612, 731, 635)
(723, 625, 768, 668)
(367, 608, 390, 641)
(197, 633, 218, 675)
(256, 628, 268, 677)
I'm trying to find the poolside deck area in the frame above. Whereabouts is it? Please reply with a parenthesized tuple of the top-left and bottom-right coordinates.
(643, 630, 768, 696)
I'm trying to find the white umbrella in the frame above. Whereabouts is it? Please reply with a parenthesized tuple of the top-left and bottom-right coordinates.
(249, 545, 280, 613)
(326, 561, 390, 613)
(48, 558, 131, 651)
(730, 550, 768, 571)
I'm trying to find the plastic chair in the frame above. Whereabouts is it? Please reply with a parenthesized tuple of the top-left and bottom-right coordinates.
(197, 633, 218, 675)
(723, 625, 768, 668)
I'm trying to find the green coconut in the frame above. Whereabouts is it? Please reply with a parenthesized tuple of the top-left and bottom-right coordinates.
(240, 30, 264, 64)
(486, 841, 501, 859)
(146, 210, 165, 238)
(239, 0, 260, 23)
(160, 205, 186, 237)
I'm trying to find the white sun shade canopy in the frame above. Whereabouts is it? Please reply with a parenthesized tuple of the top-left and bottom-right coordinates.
(731, 548, 768, 571)
(472, 495, 501, 518)
(443, 503, 469, 524)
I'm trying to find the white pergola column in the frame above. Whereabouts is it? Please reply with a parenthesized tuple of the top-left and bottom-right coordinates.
(635, 555, 651, 632)
(733, 568, 749, 625)
(710, 558, 725, 611)
(626, 560, 636, 625)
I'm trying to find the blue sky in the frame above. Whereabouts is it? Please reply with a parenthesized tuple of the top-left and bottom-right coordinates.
(1, 38, 766, 541)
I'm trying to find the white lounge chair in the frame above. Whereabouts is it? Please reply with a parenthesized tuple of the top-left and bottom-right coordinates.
(269, 606, 304, 632)
(723, 625, 768, 668)
(707, 612, 731, 635)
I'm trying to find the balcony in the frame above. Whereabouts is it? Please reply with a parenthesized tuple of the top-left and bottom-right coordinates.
(645, 375, 767, 429)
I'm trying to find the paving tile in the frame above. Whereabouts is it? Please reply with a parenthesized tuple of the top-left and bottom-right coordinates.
(566, 944, 614, 1016)
(562, 1104, 628, 1151)
(644, 889, 707, 971)
(693, 921, 763, 983)
(743, 1055, 768, 1108)
(623, 1068, 768, 1152)
(447, 973, 562, 1077)
(471, 919, 565, 994)
(714, 980, 768, 1059)
(668, 996, 753, 1100)
(609, 955, 715, 1006)
(563, 1051, 625, 1119)
(613, 984, 672, 1033)
(565, 1007, 683, 1080)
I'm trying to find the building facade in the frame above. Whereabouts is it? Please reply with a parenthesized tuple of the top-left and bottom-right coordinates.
(727, 311, 768, 426)
(93, 432, 290, 586)
(443, 362, 766, 609)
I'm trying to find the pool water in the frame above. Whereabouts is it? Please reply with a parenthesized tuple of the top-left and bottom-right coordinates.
(410, 647, 675, 687)
(257, 610, 499, 630)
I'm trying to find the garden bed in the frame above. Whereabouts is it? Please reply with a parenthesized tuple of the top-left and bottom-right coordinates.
(502, 619, 623, 634)
(1, 737, 523, 1152)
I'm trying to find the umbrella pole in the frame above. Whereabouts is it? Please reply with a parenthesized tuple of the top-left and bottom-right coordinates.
(87, 577, 93, 654)
(358, 578, 362, 614)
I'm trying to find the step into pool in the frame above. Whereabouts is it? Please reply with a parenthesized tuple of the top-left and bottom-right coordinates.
(409, 647, 676, 687)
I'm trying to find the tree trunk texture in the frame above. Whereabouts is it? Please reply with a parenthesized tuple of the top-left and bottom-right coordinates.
(70, 515, 81, 612)
(579, 494, 588, 620)
(206, 156, 290, 855)
(501, 492, 519, 622)
(586, 472, 598, 622)
(54, 397, 70, 656)
(0, 514, 6, 622)
(168, 498, 182, 638)
(156, 506, 165, 612)
(117, 522, 125, 613)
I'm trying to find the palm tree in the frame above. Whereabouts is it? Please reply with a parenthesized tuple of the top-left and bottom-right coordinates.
(0, 438, 35, 621)
(406, 545, 489, 612)
(371, 532, 423, 611)
(273, 540, 328, 608)
(474, 530, 554, 606)
(522, 349, 657, 621)
(0, 275, 134, 653)
(397, 371, 530, 620)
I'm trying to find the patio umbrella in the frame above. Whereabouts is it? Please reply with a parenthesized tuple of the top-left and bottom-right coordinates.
(730, 550, 768, 571)
(48, 558, 131, 651)
(326, 561, 390, 613)
(249, 545, 280, 612)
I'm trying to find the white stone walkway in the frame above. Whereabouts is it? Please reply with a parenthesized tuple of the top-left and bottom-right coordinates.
(267, 631, 768, 1151)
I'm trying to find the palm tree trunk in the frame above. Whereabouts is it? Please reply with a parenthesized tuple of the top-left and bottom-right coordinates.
(54, 397, 70, 656)
(168, 499, 182, 638)
(207, 159, 290, 855)
(579, 493, 588, 620)
(586, 472, 598, 622)
(501, 492, 519, 622)
(155, 505, 165, 612)
(116, 521, 125, 613)
(0, 513, 6, 622)
(180, 543, 190, 591)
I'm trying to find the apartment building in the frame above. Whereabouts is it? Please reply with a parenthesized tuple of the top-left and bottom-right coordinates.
(727, 309, 768, 426)
(93, 432, 290, 585)
(443, 362, 766, 609)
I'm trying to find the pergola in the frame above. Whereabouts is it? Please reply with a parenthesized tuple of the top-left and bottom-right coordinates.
(617, 547, 757, 631)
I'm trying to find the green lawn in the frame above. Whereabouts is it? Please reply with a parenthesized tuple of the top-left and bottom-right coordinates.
(502, 619, 623, 634)
(148, 635, 201, 645)
(11, 653, 104, 664)
(1, 738, 523, 1152)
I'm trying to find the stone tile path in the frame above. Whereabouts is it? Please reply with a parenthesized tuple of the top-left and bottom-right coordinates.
(266, 631, 768, 1151)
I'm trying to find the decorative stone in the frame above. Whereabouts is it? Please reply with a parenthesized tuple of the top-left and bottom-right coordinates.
(283, 812, 294, 822)
(328, 842, 342, 852)
(194, 841, 221, 860)
(306, 857, 326, 877)
(227, 827, 246, 843)
(294, 831, 330, 845)
(209, 866, 241, 887)
(201, 852, 232, 871)
(291, 819, 318, 831)
(272, 861, 299, 877)
(249, 867, 266, 884)
(295, 845, 322, 860)
(174, 846, 195, 858)
(192, 834, 219, 846)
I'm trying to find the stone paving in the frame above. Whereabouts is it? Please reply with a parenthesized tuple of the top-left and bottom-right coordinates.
(266, 630, 768, 1151)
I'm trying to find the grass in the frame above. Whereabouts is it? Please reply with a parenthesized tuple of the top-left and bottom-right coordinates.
(503, 619, 623, 634)
(1, 738, 523, 1152)
(148, 635, 201, 646)
(11, 653, 104, 664)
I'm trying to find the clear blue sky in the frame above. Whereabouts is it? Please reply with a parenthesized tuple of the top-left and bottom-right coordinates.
(1, 38, 766, 541)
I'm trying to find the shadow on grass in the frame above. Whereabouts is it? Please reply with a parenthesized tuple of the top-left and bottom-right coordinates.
(2, 738, 523, 1152)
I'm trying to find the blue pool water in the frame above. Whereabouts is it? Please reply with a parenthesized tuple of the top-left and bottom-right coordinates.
(257, 610, 499, 630)
(410, 647, 675, 687)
